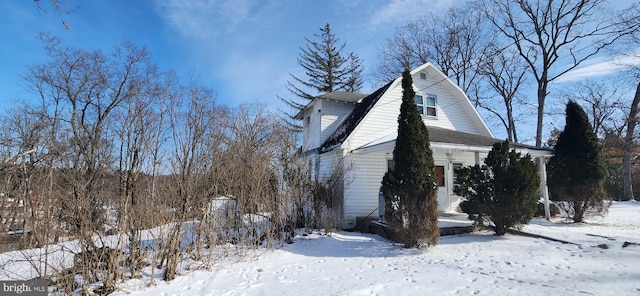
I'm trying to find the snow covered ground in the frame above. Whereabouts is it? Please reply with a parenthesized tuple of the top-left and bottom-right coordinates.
(110, 201, 640, 296)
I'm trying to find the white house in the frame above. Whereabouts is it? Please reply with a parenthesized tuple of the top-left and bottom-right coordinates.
(298, 62, 553, 229)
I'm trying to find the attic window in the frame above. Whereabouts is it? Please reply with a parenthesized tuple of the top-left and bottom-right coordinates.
(419, 72, 427, 80)
(414, 94, 437, 117)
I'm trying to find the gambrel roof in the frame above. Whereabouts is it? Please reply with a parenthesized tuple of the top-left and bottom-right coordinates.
(318, 62, 551, 156)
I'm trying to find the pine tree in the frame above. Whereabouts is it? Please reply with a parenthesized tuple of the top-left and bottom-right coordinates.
(280, 24, 364, 130)
(454, 141, 540, 235)
(547, 100, 607, 222)
(381, 69, 438, 248)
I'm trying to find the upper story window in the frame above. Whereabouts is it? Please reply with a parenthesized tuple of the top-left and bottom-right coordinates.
(414, 94, 437, 117)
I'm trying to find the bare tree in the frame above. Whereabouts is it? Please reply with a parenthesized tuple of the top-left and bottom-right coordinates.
(483, 0, 640, 147)
(615, 2, 640, 202)
(0, 105, 42, 236)
(33, 0, 78, 29)
(23, 37, 158, 293)
(559, 79, 625, 138)
(478, 47, 530, 142)
(113, 68, 180, 279)
(222, 104, 283, 246)
(0, 36, 321, 294)
(374, 3, 493, 104)
(160, 83, 220, 281)
(622, 83, 640, 201)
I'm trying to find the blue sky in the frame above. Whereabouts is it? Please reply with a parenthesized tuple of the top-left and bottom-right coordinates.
(0, 0, 637, 142)
(0, 0, 462, 111)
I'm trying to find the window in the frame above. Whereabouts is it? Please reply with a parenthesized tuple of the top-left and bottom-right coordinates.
(452, 162, 463, 185)
(309, 156, 320, 180)
(387, 159, 395, 173)
(414, 94, 437, 117)
(419, 72, 427, 80)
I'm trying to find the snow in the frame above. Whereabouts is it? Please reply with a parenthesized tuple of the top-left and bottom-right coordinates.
(105, 201, 640, 296)
(0, 202, 637, 295)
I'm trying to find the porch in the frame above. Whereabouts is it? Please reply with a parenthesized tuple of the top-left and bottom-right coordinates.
(356, 213, 475, 241)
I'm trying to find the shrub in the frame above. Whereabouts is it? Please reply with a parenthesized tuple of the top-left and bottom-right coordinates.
(454, 141, 540, 235)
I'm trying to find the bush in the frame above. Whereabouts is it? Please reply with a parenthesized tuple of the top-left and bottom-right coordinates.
(454, 141, 540, 235)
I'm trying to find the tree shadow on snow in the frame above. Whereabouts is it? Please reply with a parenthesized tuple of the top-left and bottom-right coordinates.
(283, 231, 423, 258)
(284, 230, 508, 257)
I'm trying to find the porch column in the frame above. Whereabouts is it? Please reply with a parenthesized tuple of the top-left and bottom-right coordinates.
(537, 157, 551, 220)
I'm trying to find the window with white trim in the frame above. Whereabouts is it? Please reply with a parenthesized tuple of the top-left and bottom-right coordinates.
(414, 94, 437, 117)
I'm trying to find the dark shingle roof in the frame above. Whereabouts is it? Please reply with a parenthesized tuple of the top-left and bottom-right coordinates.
(363, 126, 550, 152)
(320, 81, 394, 151)
(428, 127, 499, 146)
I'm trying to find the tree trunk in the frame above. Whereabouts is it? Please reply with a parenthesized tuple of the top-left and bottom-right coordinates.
(536, 80, 548, 148)
(623, 82, 640, 201)
(507, 104, 518, 143)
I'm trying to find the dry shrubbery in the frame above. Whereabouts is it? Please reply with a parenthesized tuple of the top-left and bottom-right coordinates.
(0, 38, 338, 294)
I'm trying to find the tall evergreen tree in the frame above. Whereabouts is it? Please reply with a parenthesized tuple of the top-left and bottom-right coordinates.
(547, 100, 607, 222)
(280, 24, 363, 130)
(381, 69, 438, 248)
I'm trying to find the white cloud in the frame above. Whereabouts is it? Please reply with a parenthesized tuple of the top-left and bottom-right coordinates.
(367, 0, 456, 29)
(557, 53, 640, 82)
(153, 0, 256, 40)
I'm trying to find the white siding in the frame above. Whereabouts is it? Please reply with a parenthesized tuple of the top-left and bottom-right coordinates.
(317, 149, 342, 181)
(414, 70, 484, 135)
(301, 99, 355, 152)
(320, 100, 355, 145)
(342, 149, 389, 228)
(341, 147, 491, 227)
(344, 65, 492, 152)
(318, 62, 501, 228)
(301, 102, 320, 152)
(346, 85, 403, 150)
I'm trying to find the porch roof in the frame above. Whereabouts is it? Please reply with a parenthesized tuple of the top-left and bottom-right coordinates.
(354, 126, 553, 156)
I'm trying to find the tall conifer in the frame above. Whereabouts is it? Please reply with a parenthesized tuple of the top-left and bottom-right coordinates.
(280, 24, 363, 130)
(548, 100, 607, 222)
(381, 69, 439, 247)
